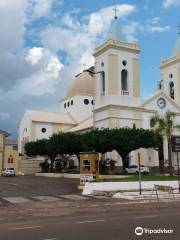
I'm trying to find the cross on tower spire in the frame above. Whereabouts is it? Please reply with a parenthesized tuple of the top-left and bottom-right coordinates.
(113, 6, 119, 19)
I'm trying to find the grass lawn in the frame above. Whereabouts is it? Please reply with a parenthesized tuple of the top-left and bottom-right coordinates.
(99, 175, 179, 182)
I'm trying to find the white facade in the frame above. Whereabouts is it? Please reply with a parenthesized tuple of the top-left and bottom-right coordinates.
(18, 110, 77, 154)
(60, 95, 94, 123)
(18, 111, 32, 153)
(94, 47, 141, 109)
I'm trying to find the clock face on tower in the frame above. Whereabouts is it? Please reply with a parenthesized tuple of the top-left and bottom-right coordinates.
(157, 97, 166, 109)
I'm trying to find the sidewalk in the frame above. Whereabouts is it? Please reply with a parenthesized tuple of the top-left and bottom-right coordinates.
(82, 181, 179, 195)
(113, 190, 180, 200)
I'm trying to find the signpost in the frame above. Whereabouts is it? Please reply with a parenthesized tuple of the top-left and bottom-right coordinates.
(171, 136, 180, 193)
(151, 185, 174, 201)
(138, 152, 142, 195)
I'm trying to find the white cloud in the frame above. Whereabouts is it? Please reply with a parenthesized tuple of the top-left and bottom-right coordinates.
(0, 0, 27, 52)
(123, 22, 139, 42)
(150, 17, 161, 25)
(163, 0, 180, 8)
(26, 47, 44, 65)
(62, 14, 80, 30)
(46, 56, 63, 78)
(41, 4, 136, 74)
(143, 17, 170, 33)
(147, 25, 170, 33)
(27, 0, 55, 20)
(18, 48, 63, 96)
(87, 4, 136, 37)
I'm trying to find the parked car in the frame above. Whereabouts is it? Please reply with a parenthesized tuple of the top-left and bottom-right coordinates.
(125, 165, 150, 174)
(2, 168, 16, 177)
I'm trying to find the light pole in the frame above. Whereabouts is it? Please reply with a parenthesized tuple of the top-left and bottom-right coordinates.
(177, 152, 180, 193)
(138, 152, 142, 195)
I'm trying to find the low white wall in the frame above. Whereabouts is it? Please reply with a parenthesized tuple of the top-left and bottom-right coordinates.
(100, 175, 130, 179)
(82, 181, 179, 195)
(35, 173, 64, 178)
(35, 173, 130, 179)
(63, 173, 80, 179)
(35, 173, 79, 178)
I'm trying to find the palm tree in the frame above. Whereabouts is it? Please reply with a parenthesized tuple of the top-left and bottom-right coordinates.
(150, 111, 180, 176)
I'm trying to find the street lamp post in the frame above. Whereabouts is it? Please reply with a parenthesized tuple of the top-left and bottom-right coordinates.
(138, 152, 142, 195)
(177, 152, 180, 193)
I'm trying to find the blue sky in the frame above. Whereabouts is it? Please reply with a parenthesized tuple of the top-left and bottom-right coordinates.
(0, 0, 180, 138)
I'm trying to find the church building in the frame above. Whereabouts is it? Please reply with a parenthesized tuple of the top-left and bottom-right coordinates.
(18, 15, 180, 171)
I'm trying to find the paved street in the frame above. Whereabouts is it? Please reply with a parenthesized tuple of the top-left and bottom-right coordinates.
(0, 175, 180, 240)
(0, 175, 80, 197)
(0, 175, 110, 205)
(0, 199, 180, 240)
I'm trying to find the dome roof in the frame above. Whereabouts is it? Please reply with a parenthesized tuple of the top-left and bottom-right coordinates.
(65, 70, 94, 99)
(107, 16, 126, 42)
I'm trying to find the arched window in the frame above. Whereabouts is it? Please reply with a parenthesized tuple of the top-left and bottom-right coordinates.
(121, 69, 128, 91)
(169, 81, 175, 99)
(101, 71, 105, 95)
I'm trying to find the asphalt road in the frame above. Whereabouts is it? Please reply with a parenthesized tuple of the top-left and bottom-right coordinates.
(0, 175, 180, 240)
(0, 200, 180, 240)
(0, 175, 80, 197)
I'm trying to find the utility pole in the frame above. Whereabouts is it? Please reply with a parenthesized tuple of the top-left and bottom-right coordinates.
(177, 152, 180, 193)
(138, 152, 142, 195)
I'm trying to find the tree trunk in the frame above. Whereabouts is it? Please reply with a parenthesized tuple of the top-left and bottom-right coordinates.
(168, 140, 173, 176)
(158, 142, 165, 174)
(50, 158, 55, 172)
(76, 153, 80, 168)
(117, 152, 129, 174)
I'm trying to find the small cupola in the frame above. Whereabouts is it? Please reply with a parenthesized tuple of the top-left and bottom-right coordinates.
(107, 15, 127, 43)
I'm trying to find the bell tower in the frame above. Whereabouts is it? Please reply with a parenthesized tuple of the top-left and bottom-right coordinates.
(160, 28, 180, 106)
(93, 14, 141, 129)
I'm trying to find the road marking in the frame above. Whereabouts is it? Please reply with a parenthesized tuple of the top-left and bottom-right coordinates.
(25, 208, 35, 211)
(32, 196, 60, 202)
(43, 238, 56, 240)
(8, 226, 42, 231)
(7, 183, 18, 186)
(135, 215, 158, 219)
(3, 197, 32, 204)
(77, 219, 105, 224)
(60, 194, 89, 200)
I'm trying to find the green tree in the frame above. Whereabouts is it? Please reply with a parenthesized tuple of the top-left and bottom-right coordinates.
(25, 138, 58, 171)
(111, 128, 160, 171)
(82, 128, 113, 153)
(150, 110, 180, 176)
(50, 132, 83, 164)
(25, 128, 160, 173)
(81, 128, 160, 171)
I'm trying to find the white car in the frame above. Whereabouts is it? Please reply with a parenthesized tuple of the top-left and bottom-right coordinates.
(2, 168, 16, 177)
(125, 165, 150, 175)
